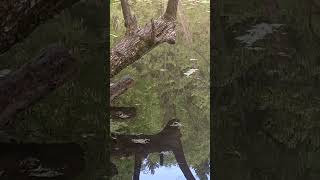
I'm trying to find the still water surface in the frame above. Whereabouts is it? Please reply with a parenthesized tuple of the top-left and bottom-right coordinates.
(111, 0, 210, 179)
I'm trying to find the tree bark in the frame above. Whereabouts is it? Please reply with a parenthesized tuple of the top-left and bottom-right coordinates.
(0, 0, 80, 54)
(110, 76, 135, 103)
(110, 0, 179, 77)
(0, 44, 78, 128)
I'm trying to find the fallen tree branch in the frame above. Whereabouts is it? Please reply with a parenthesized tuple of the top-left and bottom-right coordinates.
(110, 75, 135, 103)
(0, 44, 78, 128)
(110, 0, 179, 77)
(0, 0, 80, 54)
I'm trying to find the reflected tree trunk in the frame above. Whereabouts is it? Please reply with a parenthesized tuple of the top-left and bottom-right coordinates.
(111, 119, 195, 180)
(133, 154, 144, 180)
(0, 44, 78, 129)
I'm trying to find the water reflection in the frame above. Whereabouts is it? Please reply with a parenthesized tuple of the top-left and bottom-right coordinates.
(0, 142, 84, 179)
(111, 0, 210, 179)
(213, 0, 320, 179)
(111, 119, 197, 180)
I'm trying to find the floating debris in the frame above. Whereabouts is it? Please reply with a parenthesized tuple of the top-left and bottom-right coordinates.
(235, 23, 283, 47)
(170, 121, 182, 127)
(132, 138, 150, 144)
(246, 47, 265, 51)
(189, 58, 198, 61)
(160, 151, 171, 155)
(0, 69, 11, 78)
(110, 34, 118, 37)
(29, 166, 63, 177)
(81, 133, 95, 138)
(116, 111, 130, 119)
(184, 68, 198, 77)
(277, 52, 291, 57)
(132, 133, 143, 135)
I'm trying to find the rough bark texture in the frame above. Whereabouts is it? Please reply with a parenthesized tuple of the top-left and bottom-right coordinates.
(0, 142, 84, 179)
(0, 44, 77, 128)
(110, 0, 179, 77)
(0, 0, 80, 54)
(111, 119, 196, 180)
(110, 76, 135, 103)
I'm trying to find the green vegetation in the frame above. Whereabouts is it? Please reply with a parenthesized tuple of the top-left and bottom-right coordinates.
(111, 0, 210, 179)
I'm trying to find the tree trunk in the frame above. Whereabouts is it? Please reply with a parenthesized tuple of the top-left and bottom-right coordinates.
(0, 0, 80, 54)
(0, 44, 78, 128)
(110, 0, 179, 77)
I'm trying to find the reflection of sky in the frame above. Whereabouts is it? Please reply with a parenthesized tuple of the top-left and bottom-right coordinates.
(140, 164, 210, 180)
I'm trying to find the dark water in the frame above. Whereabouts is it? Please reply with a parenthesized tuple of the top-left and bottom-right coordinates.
(213, 0, 320, 179)
(0, 1, 109, 179)
(0, 0, 209, 180)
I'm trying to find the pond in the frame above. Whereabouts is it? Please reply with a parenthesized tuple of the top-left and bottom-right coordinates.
(0, 0, 210, 179)
(110, 0, 210, 179)
(213, 0, 320, 179)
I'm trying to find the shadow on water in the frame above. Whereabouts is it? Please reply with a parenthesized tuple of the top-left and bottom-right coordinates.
(213, 0, 320, 179)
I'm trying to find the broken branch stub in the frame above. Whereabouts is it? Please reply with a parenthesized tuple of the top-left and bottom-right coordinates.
(120, 0, 137, 35)
(110, 0, 179, 77)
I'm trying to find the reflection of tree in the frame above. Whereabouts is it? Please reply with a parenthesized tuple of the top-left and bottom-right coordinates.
(213, 0, 320, 179)
(111, 119, 196, 180)
(193, 160, 210, 180)
(111, 0, 210, 179)
(0, 142, 84, 179)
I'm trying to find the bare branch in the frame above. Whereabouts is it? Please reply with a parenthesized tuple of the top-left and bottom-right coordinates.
(163, 0, 179, 21)
(110, 76, 135, 102)
(120, 0, 138, 35)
